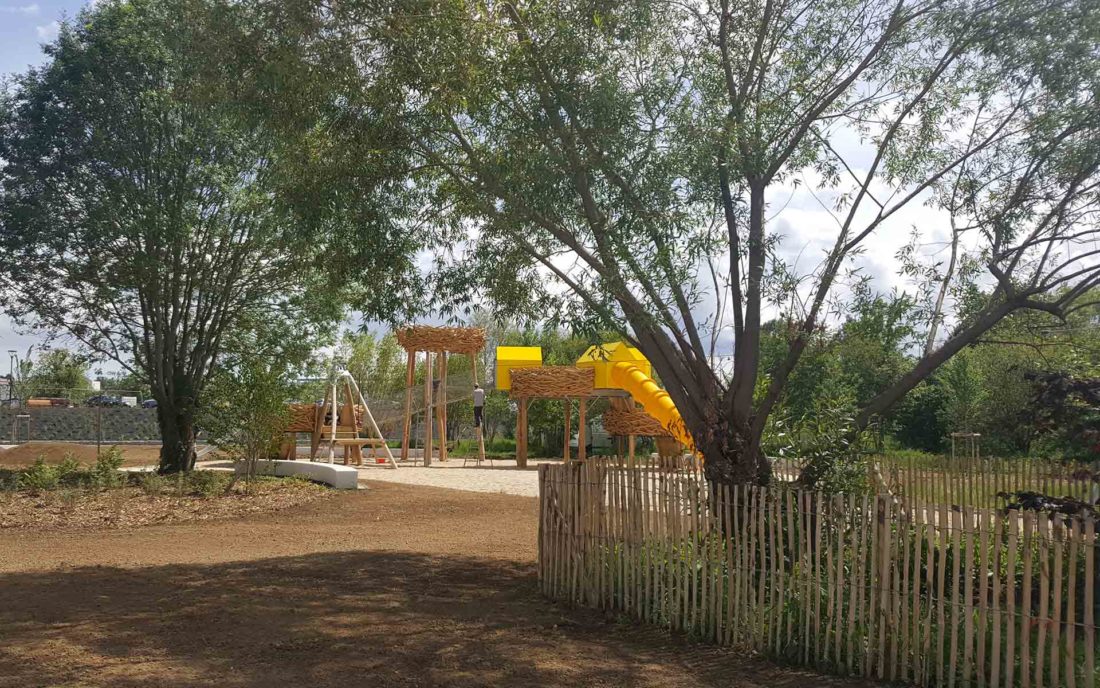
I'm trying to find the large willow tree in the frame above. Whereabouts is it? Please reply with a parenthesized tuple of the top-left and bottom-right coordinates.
(263, 0, 1100, 485)
(0, 0, 419, 472)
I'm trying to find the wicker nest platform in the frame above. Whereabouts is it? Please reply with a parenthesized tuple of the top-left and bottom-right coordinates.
(510, 367, 594, 398)
(396, 326, 486, 353)
(602, 406, 670, 437)
(286, 403, 318, 432)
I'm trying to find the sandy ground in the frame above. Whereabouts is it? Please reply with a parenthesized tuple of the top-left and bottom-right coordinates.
(0, 481, 873, 688)
(0, 441, 164, 468)
(355, 459, 546, 497)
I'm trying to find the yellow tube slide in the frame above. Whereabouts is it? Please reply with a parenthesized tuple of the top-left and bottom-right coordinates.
(609, 362, 694, 451)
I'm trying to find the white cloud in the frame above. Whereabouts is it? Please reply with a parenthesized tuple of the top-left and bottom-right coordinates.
(35, 20, 58, 40)
(0, 3, 39, 16)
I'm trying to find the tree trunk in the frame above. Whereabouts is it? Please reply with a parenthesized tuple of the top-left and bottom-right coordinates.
(685, 398, 772, 487)
(157, 402, 197, 473)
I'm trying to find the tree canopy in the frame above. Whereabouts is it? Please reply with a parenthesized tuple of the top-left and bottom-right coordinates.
(0, 0, 416, 470)
(263, 0, 1100, 484)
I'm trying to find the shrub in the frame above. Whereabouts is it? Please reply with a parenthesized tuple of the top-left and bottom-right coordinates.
(135, 471, 166, 496)
(20, 458, 59, 493)
(0, 469, 18, 491)
(91, 447, 125, 489)
(185, 470, 232, 497)
(55, 454, 83, 485)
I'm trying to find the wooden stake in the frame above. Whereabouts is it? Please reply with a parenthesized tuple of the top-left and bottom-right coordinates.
(563, 398, 571, 463)
(578, 397, 587, 463)
(423, 351, 433, 467)
(401, 350, 415, 462)
(437, 352, 448, 462)
(516, 397, 528, 469)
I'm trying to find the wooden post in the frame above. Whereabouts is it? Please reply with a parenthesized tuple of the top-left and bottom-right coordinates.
(628, 434, 635, 464)
(401, 349, 415, 462)
(578, 397, 587, 462)
(423, 351, 433, 467)
(563, 398, 571, 463)
(437, 351, 448, 462)
(517, 397, 528, 468)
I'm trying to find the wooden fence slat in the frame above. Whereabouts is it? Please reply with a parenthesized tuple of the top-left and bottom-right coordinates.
(949, 508, 962, 688)
(963, 507, 976, 686)
(1064, 517, 1078, 688)
(1035, 514, 1050, 688)
(786, 489, 798, 652)
(989, 509, 1003, 688)
(977, 508, 990, 688)
(1049, 517, 1063, 688)
(1084, 518, 1094, 688)
(1022, 510, 1034, 688)
(846, 493, 860, 675)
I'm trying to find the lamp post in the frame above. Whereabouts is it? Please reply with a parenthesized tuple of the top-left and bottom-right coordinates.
(6, 350, 14, 406)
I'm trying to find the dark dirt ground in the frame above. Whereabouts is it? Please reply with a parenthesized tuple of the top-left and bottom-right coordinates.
(0, 481, 876, 687)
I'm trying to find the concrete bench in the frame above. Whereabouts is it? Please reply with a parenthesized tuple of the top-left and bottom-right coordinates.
(242, 459, 360, 490)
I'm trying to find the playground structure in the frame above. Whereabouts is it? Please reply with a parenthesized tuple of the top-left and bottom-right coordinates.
(496, 341, 692, 466)
(397, 326, 487, 466)
(281, 371, 395, 468)
(507, 364, 594, 468)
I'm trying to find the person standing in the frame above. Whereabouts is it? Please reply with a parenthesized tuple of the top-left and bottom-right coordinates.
(472, 384, 485, 428)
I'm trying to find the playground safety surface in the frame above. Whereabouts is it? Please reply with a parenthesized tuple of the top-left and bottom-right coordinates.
(0, 481, 875, 687)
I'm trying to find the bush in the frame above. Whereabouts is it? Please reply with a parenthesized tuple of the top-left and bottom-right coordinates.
(135, 471, 166, 496)
(91, 447, 125, 489)
(185, 470, 232, 497)
(20, 457, 59, 493)
(55, 454, 82, 484)
(891, 381, 948, 453)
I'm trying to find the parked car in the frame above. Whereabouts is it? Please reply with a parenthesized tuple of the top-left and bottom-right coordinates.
(85, 394, 127, 407)
(141, 398, 157, 408)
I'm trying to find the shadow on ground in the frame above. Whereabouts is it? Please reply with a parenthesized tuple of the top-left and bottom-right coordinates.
(0, 550, 871, 688)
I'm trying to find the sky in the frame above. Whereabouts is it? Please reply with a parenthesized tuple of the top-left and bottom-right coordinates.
(0, 2, 80, 76)
(0, 0, 953, 372)
(0, 0, 88, 364)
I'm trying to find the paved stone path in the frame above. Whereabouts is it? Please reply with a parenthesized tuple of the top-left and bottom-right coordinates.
(355, 459, 547, 497)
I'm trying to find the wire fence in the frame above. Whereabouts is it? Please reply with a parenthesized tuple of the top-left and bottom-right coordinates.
(539, 459, 1098, 688)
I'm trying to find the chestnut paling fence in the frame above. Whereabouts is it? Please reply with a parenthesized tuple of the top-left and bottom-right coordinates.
(537, 460, 1098, 688)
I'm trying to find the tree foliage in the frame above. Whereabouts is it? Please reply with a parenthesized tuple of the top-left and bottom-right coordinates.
(23, 349, 92, 399)
(0, 0, 415, 471)
(261, 0, 1100, 485)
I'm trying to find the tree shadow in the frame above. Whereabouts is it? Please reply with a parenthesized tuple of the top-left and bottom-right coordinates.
(0, 550, 873, 688)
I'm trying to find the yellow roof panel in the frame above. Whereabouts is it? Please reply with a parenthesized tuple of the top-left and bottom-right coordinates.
(576, 342, 649, 366)
(495, 346, 543, 365)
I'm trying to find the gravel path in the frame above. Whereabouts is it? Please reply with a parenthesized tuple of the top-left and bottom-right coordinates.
(354, 459, 547, 497)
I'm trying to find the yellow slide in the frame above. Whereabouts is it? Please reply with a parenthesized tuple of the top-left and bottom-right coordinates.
(575, 342, 694, 451)
(609, 362, 694, 451)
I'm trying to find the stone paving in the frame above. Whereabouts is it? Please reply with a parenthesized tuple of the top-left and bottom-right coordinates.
(355, 458, 548, 497)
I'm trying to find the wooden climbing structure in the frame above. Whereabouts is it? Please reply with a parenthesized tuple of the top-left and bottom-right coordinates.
(279, 372, 395, 468)
(508, 365, 595, 468)
(396, 325, 487, 466)
(496, 341, 689, 468)
(603, 397, 683, 467)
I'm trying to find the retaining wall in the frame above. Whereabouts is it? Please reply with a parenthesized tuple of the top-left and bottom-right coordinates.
(0, 407, 160, 443)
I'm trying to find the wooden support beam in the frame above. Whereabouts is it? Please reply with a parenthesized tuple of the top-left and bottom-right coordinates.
(423, 351, 433, 467)
(401, 350, 415, 462)
(563, 398, 571, 463)
(517, 397, 528, 469)
(437, 352, 448, 462)
(578, 397, 587, 462)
